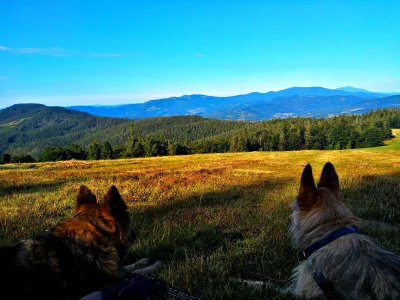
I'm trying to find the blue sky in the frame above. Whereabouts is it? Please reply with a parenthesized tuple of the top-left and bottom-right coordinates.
(1, 0, 399, 108)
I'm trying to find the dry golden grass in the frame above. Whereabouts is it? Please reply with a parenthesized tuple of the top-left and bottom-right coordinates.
(1, 130, 400, 299)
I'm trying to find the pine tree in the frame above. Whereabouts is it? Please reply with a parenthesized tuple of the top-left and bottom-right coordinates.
(3, 153, 11, 164)
(101, 141, 113, 159)
(304, 120, 312, 149)
(125, 128, 144, 158)
(360, 127, 384, 147)
(278, 130, 286, 151)
(88, 140, 102, 160)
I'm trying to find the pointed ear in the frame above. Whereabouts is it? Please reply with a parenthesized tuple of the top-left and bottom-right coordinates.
(297, 164, 317, 209)
(103, 185, 127, 214)
(76, 185, 97, 209)
(318, 162, 340, 195)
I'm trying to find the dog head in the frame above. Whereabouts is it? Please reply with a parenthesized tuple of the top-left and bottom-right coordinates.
(54, 185, 135, 261)
(289, 162, 356, 249)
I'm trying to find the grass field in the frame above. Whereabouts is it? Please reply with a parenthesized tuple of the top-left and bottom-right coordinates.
(1, 130, 400, 299)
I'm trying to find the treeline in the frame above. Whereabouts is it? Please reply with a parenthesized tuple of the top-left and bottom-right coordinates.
(2, 108, 400, 164)
(191, 108, 399, 153)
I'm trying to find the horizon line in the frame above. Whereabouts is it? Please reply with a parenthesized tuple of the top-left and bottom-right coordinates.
(1, 85, 399, 110)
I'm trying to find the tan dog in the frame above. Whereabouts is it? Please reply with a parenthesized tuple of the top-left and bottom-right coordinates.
(289, 162, 400, 299)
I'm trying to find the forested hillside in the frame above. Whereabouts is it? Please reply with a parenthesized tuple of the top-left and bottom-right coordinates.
(0, 104, 131, 157)
(0, 104, 249, 157)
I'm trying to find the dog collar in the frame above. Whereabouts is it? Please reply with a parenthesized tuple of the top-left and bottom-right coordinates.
(303, 225, 359, 259)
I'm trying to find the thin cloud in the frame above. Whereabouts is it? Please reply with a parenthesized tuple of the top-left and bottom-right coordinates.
(0, 46, 123, 57)
(18, 48, 47, 54)
(20, 47, 72, 56)
(196, 54, 205, 57)
(0, 77, 10, 80)
(0, 46, 70, 56)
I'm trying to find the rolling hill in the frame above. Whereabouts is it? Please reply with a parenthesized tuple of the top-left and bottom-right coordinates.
(0, 104, 130, 157)
(0, 104, 249, 157)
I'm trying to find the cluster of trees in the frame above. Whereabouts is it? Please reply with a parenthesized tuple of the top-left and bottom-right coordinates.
(2, 108, 400, 164)
(1, 153, 36, 164)
(40, 144, 88, 161)
(191, 109, 397, 153)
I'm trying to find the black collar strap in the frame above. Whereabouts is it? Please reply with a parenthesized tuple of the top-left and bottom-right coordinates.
(303, 225, 359, 259)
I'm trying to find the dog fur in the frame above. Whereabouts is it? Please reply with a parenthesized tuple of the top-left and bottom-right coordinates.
(289, 162, 400, 299)
(0, 185, 135, 300)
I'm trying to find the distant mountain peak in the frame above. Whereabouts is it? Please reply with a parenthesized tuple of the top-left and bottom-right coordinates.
(336, 86, 372, 93)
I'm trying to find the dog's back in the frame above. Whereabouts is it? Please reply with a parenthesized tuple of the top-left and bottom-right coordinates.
(0, 241, 59, 299)
(0, 241, 25, 293)
(0, 185, 135, 300)
(292, 233, 400, 299)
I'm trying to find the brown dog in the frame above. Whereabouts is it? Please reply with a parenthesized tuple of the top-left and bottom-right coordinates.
(289, 162, 400, 299)
(0, 185, 135, 300)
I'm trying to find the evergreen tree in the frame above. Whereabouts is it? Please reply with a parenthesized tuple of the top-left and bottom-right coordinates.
(312, 141, 322, 150)
(101, 141, 113, 159)
(125, 126, 144, 157)
(41, 147, 67, 161)
(11, 154, 36, 163)
(88, 140, 102, 160)
(168, 141, 179, 156)
(383, 119, 393, 139)
(143, 135, 168, 157)
(183, 138, 191, 154)
(304, 120, 312, 149)
(68, 144, 87, 160)
(3, 153, 11, 164)
(278, 130, 286, 151)
(359, 127, 384, 147)
(113, 145, 127, 159)
(230, 135, 248, 152)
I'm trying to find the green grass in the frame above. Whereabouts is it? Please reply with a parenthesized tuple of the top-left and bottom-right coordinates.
(1, 132, 400, 299)
(374, 128, 400, 151)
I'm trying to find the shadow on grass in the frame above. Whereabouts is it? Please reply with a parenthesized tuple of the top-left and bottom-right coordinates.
(125, 176, 295, 268)
(341, 172, 400, 226)
(123, 177, 300, 299)
(0, 180, 71, 198)
(129, 176, 292, 220)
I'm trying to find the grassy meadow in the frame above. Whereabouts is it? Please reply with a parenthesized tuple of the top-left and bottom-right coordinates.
(1, 129, 400, 299)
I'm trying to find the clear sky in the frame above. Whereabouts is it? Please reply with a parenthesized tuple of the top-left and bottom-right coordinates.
(1, 0, 399, 108)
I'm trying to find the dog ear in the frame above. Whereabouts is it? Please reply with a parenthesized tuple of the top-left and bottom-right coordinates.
(103, 185, 128, 214)
(298, 164, 317, 209)
(318, 162, 340, 195)
(76, 185, 97, 209)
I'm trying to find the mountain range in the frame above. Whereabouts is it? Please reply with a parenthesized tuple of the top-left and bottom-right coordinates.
(2, 86, 400, 157)
(69, 86, 400, 121)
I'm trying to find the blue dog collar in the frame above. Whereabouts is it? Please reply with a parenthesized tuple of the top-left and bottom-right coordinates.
(303, 225, 359, 259)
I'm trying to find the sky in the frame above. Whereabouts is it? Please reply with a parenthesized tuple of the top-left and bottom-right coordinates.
(1, 0, 399, 108)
